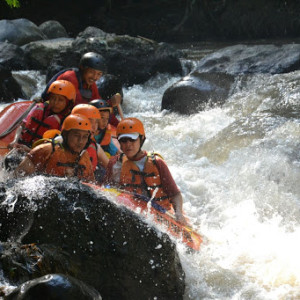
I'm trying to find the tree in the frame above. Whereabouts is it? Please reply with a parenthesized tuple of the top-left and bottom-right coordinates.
(4, 0, 20, 8)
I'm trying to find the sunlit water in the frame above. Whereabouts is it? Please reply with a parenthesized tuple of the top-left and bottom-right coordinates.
(1, 46, 300, 299)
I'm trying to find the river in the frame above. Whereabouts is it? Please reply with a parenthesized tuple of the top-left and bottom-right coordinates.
(1, 41, 300, 299)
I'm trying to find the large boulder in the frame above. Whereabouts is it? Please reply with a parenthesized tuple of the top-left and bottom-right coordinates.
(39, 20, 69, 39)
(0, 42, 28, 70)
(162, 72, 235, 114)
(22, 38, 74, 70)
(0, 19, 46, 46)
(196, 44, 300, 74)
(47, 26, 183, 86)
(0, 177, 185, 300)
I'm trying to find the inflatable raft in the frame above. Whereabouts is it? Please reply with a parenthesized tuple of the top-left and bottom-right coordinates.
(0, 101, 34, 156)
(85, 183, 202, 251)
(0, 101, 203, 251)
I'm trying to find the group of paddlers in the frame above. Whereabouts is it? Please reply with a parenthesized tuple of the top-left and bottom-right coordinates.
(4, 52, 186, 224)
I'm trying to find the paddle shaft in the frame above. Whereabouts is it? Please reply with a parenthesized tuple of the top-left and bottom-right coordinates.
(117, 104, 124, 120)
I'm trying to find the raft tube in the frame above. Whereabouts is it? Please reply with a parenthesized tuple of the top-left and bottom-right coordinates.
(84, 183, 203, 251)
(0, 101, 33, 156)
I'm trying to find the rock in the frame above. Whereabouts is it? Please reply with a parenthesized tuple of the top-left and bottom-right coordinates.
(39, 20, 69, 39)
(22, 38, 74, 70)
(0, 42, 28, 70)
(0, 177, 185, 300)
(196, 44, 300, 75)
(0, 19, 45, 46)
(77, 26, 111, 39)
(162, 72, 235, 114)
(97, 74, 123, 100)
(18, 25, 182, 86)
(4, 273, 102, 300)
(0, 64, 26, 102)
(71, 28, 182, 85)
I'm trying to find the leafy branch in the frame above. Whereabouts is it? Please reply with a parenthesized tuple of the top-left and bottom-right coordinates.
(4, 0, 20, 8)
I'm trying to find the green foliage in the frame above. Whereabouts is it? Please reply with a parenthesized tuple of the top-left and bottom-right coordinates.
(5, 0, 20, 8)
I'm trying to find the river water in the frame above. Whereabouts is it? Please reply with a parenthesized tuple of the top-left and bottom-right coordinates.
(1, 42, 300, 299)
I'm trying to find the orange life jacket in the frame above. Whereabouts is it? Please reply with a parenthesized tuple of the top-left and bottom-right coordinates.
(19, 103, 63, 147)
(96, 124, 112, 153)
(45, 145, 93, 180)
(120, 152, 171, 210)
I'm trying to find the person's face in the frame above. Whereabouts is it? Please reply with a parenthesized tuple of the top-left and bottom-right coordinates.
(119, 137, 141, 159)
(82, 68, 103, 87)
(89, 118, 99, 135)
(67, 129, 90, 153)
(99, 111, 110, 130)
(49, 94, 67, 113)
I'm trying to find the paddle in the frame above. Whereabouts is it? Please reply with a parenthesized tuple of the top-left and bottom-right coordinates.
(117, 103, 124, 120)
(0, 99, 40, 139)
(113, 93, 124, 120)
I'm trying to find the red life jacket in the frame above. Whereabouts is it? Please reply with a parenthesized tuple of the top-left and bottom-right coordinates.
(120, 152, 171, 210)
(86, 140, 98, 171)
(19, 103, 65, 147)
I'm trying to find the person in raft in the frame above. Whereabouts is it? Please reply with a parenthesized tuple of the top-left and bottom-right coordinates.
(71, 104, 109, 177)
(89, 99, 121, 158)
(48, 52, 121, 126)
(15, 114, 95, 182)
(9, 80, 76, 152)
(103, 117, 187, 224)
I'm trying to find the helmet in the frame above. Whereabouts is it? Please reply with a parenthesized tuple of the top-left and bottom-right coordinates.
(117, 118, 145, 140)
(71, 104, 101, 119)
(47, 80, 76, 101)
(79, 52, 107, 72)
(61, 114, 92, 132)
(42, 129, 61, 139)
(89, 99, 112, 113)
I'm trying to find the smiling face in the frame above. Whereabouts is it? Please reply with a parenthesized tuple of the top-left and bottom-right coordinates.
(67, 129, 90, 153)
(119, 137, 141, 160)
(48, 94, 68, 113)
(82, 67, 103, 87)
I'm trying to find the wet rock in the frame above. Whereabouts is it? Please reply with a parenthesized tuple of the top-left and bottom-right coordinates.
(4, 273, 102, 300)
(52, 26, 182, 86)
(0, 42, 28, 71)
(0, 177, 185, 300)
(39, 20, 69, 39)
(0, 64, 26, 102)
(22, 38, 74, 70)
(196, 44, 300, 75)
(0, 19, 45, 46)
(162, 72, 234, 114)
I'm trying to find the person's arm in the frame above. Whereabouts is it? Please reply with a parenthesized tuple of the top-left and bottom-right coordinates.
(14, 156, 36, 177)
(14, 144, 52, 177)
(96, 143, 109, 168)
(156, 157, 187, 224)
(170, 192, 187, 225)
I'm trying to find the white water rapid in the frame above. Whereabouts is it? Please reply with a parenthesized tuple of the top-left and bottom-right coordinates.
(1, 43, 300, 299)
